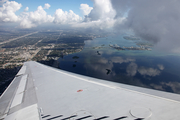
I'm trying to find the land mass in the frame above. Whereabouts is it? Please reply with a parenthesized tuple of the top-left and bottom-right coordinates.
(0, 29, 100, 95)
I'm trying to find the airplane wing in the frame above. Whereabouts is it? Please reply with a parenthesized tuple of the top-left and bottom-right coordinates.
(0, 61, 180, 120)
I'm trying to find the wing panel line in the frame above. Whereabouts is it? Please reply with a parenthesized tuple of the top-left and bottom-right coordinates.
(10, 75, 28, 108)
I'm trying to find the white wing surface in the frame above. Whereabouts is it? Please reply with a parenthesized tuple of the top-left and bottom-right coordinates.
(0, 61, 180, 120)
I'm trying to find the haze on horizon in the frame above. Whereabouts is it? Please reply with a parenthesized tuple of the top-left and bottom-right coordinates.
(0, 0, 180, 53)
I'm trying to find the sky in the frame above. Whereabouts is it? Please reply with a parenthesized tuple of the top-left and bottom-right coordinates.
(13, 0, 93, 17)
(0, 0, 180, 53)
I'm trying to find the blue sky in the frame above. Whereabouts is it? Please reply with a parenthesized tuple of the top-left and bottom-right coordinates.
(15, 0, 93, 17)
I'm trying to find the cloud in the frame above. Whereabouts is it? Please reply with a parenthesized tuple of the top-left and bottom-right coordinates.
(138, 67, 161, 77)
(150, 84, 164, 91)
(111, 0, 130, 18)
(44, 3, 50, 9)
(19, 19, 36, 28)
(53, 9, 82, 24)
(150, 82, 180, 93)
(0, 0, 7, 5)
(73, 0, 120, 32)
(19, 5, 54, 28)
(80, 4, 93, 16)
(126, 62, 138, 76)
(126, 62, 163, 77)
(19, 4, 82, 28)
(82, 52, 137, 78)
(112, 0, 180, 53)
(157, 64, 164, 70)
(111, 57, 135, 64)
(0, 1, 82, 28)
(72, 19, 115, 32)
(1, 0, 180, 53)
(161, 82, 180, 94)
(0, 0, 118, 31)
(94, 56, 135, 65)
(24, 7, 29, 12)
(84, 0, 116, 22)
(0, 1, 22, 22)
(82, 52, 114, 79)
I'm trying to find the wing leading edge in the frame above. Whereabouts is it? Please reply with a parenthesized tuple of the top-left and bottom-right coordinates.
(0, 61, 180, 120)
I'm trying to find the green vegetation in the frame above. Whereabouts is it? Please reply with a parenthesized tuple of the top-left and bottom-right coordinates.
(48, 50, 63, 57)
(0, 30, 96, 95)
(0, 66, 21, 95)
(2, 37, 41, 48)
(32, 49, 48, 61)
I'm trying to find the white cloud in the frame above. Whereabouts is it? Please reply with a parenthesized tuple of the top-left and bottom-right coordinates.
(53, 9, 82, 24)
(161, 82, 180, 94)
(20, 19, 35, 28)
(126, 62, 138, 76)
(19, 3, 82, 28)
(112, 0, 180, 53)
(157, 64, 164, 70)
(72, 19, 115, 30)
(111, 57, 135, 64)
(28, 6, 53, 23)
(44, 3, 50, 9)
(138, 67, 161, 77)
(19, 5, 54, 28)
(0, 1, 22, 22)
(80, 4, 93, 16)
(126, 63, 164, 77)
(0, 0, 118, 30)
(75, 0, 127, 32)
(150, 84, 164, 91)
(24, 7, 29, 12)
(84, 0, 116, 21)
(0, 0, 121, 30)
(0, 0, 7, 5)
(0, 1, 83, 28)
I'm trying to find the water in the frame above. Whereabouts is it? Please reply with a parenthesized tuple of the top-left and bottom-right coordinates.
(58, 35, 180, 94)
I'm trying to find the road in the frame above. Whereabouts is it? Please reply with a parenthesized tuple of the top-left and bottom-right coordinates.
(29, 48, 41, 61)
(0, 31, 38, 45)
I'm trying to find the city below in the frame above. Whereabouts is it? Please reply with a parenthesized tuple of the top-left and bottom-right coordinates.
(0, 29, 97, 95)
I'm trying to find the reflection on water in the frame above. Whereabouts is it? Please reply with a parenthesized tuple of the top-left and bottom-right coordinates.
(58, 35, 180, 94)
(126, 63, 163, 77)
(106, 69, 111, 75)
